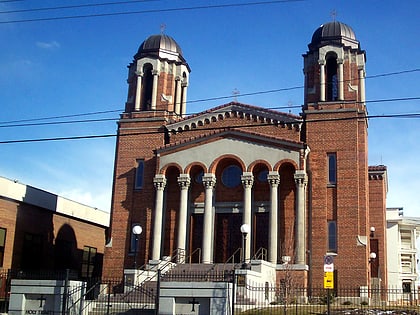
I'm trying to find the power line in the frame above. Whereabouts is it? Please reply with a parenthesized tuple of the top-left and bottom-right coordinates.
(1, 96, 419, 128)
(0, 0, 157, 15)
(1, 67, 418, 126)
(0, 0, 305, 24)
(1, 110, 420, 144)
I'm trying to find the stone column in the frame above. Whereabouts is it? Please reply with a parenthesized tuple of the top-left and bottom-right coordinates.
(174, 76, 182, 115)
(338, 58, 344, 101)
(267, 171, 280, 264)
(177, 174, 191, 260)
(202, 173, 216, 264)
(134, 72, 143, 111)
(294, 170, 307, 265)
(151, 70, 159, 110)
(319, 60, 325, 102)
(152, 174, 167, 261)
(358, 66, 366, 104)
(181, 82, 188, 117)
(241, 172, 254, 262)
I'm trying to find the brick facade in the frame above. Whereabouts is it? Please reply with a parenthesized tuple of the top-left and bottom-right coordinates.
(103, 21, 387, 290)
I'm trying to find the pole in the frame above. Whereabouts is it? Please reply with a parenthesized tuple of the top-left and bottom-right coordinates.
(327, 288, 331, 315)
(61, 269, 69, 315)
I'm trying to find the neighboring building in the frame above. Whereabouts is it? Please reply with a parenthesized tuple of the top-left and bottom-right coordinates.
(386, 207, 420, 294)
(0, 176, 109, 278)
(103, 21, 388, 291)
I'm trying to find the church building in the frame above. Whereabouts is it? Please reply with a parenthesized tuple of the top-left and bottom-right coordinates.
(103, 21, 388, 290)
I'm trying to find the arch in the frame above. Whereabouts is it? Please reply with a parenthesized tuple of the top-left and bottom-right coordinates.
(247, 159, 272, 172)
(141, 63, 153, 110)
(325, 52, 338, 101)
(184, 161, 208, 174)
(208, 154, 246, 174)
(273, 159, 299, 172)
(159, 162, 183, 175)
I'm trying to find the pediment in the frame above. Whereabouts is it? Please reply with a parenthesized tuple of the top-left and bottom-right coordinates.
(167, 101, 302, 133)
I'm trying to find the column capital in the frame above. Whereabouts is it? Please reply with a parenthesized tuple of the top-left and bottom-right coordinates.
(267, 171, 280, 187)
(152, 69, 159, 76)
(153, 174, 167, 190)
(241, 172, 254, 188)
(177, 174, 191, 189)
(294, 170, 307, 186)
(318, 59, 325, 66)
(202, 173, 216, 189)
(337, 58, 344, 64)
(135, 71, 143, 77)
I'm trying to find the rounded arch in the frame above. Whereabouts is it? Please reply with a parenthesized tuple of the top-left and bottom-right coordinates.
(184, 161, 208, 174)
(55, 223, 78, 271)
(247, 159, 272, 172)
(159, 162, 183, 175)
(209, 154, 246, 174)
(273, 159, 299, 172)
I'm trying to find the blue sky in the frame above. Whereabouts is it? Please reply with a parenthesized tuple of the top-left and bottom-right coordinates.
(0, 0, 419, 218)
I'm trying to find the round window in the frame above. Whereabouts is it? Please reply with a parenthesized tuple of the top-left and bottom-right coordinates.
(221, 165, 242, 188)
(257, 169, 268, 182)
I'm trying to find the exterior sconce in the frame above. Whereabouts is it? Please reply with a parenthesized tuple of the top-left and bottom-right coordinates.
(370, 226, 375, 237)
(369, 252, 377, 263)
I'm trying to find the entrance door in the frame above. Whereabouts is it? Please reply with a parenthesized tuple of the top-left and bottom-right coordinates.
(214, 213, 242, 263)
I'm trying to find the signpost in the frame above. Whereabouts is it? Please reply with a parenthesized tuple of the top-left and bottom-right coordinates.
(323, 255, 335, 315)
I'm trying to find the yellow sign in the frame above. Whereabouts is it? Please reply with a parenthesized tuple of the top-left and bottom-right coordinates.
(324, 272, 334, 289)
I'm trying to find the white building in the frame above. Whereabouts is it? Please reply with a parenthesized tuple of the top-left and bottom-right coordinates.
(386, 207, 420, 300)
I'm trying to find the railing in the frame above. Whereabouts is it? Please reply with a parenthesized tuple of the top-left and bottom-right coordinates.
(252, 247, 268, 261)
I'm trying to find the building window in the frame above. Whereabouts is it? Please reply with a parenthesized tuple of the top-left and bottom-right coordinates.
(221, 165, 242, 188)
(0, 228, 6, 267)
(134, 159, 145, 189)
(81, 246, 97, 278)
(327, 221, 337, 252)
(327, 153, 337, 185)
(326, 54, 338, 101)
(22, 233, 43, 270)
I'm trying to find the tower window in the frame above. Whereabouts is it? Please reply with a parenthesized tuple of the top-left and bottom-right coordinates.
(135, 159, 145, 190)
(326, 55, 338, 101)
(327, 153, 337, 185)
(141, 64, 153, 110)
(327, 220, 337, 252)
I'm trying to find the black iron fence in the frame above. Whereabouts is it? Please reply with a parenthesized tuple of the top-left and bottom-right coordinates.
(1, 268, 419, 315)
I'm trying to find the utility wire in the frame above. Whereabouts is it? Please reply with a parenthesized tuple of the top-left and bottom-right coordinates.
(2, 111, 420, 144)
(0, 96, 419, 128)
(1, 68, 419, 126)
(0, 0, 305, 24)
(0, 0, 157, 14)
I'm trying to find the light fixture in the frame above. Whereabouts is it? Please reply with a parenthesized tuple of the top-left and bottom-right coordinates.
(132, 224, 142, 269)
(370, 226, 375, 237)
(282, 255, 291, 264)
(240, 223, 250, 269)
(369, 252, 377, 263)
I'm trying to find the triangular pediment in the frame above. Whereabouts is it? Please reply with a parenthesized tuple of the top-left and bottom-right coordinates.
(167, 101, 302, 133)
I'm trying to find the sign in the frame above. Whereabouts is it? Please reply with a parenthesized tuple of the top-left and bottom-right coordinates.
(324, 272, 334, 289)
(323, 255, 334, 272)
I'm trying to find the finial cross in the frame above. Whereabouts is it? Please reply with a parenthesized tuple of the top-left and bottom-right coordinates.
(330, 9, 337, 21)
(160, 23, 166, 34)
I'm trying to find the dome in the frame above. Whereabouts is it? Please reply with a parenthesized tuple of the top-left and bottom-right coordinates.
(309, 21, 359, 50)
(135, 34, 185, 62)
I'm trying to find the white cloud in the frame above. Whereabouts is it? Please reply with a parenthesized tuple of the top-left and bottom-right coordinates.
(36, 41, 60, 50)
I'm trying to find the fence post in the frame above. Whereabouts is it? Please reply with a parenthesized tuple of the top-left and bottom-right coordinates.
(231, 271, 236, 315)
(61, 269, 69, 315)
(155, 269, 161, 315)
(106, 281, 111, 315)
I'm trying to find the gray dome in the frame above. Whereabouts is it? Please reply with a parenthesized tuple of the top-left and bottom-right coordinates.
(135, 34, 185, 62)
(309, 21, 359, 50)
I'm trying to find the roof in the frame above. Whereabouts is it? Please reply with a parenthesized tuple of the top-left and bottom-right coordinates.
(167, 101, 302, 133)
(0, 176, 110, 227)
(134, 34, 186, 63)
(308, 21, 361, 50)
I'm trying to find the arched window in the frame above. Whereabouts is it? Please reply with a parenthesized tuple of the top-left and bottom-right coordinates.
(141, 64, 153, 110)
(326, 54, 338, 101)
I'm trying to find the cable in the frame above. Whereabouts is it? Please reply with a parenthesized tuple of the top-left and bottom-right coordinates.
(1, 110, 420, 144)
(0, 0, 305, 24)
(1, 96, 419, 128)
(0, 0, 158, 14)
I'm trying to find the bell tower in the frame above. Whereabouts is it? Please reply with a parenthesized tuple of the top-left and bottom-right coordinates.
(125, 34, 191, 117)
(303, 21, 366, 106)
(302, 21, 372, 289)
